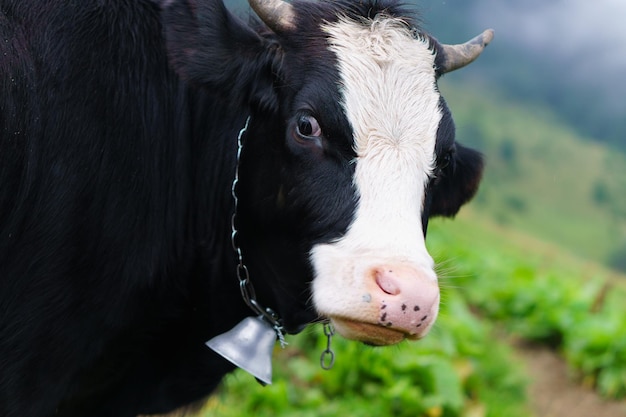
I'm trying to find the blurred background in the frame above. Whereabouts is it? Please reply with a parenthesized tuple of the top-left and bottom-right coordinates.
(427, 0, 626, 269)
(194, 1, 626, 416)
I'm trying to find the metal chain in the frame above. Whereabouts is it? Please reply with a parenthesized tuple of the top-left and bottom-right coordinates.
(231, 116, 287, 348)
(320, 321, 335, 370)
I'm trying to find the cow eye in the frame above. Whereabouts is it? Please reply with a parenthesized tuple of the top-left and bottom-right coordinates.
(296, 115, 322, 138)
(292, 115, 324, 151)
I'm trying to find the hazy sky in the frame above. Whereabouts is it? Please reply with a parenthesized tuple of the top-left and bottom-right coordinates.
(470, 0, 626, 106)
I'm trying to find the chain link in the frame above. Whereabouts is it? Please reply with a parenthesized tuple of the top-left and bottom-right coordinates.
(230, 116, 287, 348)
(320, 321, 335, 370)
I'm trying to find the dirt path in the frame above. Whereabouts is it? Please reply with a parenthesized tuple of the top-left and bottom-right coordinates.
(515, 342, 626, 417)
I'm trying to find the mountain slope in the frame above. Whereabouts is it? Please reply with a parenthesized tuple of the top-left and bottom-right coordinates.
(440, 81, 626, 268)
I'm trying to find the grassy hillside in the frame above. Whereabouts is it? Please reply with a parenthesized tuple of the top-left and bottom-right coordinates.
(440, 81, 626, 270)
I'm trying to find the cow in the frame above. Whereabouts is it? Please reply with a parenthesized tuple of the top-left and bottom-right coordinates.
(0, 0, 491, 415)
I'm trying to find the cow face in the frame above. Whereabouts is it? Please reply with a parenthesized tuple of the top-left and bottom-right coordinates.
(162, 0, 486, 345)
(308, 16, 446, 345)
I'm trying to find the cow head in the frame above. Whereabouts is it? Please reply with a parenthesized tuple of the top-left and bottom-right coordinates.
(162, 0, 490, 346)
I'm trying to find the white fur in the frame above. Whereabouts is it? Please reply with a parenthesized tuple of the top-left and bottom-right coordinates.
(312, 16, 441, 322)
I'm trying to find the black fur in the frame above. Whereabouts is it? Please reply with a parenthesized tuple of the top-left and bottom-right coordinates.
(0, 0, 482, 416)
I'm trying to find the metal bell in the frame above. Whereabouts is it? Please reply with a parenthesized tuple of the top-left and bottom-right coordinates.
(205, 316, 277, 385)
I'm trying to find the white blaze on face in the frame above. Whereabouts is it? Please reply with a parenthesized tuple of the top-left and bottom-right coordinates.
(311, 16, 442, 345)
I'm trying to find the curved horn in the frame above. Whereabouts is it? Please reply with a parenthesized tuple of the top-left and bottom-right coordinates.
(248, 0, 296, 32)
(440, 29, 494, 74)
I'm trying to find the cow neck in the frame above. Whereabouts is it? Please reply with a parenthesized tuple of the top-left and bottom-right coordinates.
(228, 116, 287, 347)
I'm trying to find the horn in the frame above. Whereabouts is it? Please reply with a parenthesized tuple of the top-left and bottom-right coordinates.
(206, 316, 277, 385)
(440, 29, 495, 74)
(248, 0, 296, 32)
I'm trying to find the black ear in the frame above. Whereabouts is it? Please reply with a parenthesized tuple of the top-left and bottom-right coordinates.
(429, 143, 484, 217)
(161, 0, 280, 112)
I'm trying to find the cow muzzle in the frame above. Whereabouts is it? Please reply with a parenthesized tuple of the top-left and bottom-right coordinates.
(314, 262, 440, 346)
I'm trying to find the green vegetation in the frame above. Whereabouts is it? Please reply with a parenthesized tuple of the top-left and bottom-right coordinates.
(428, 213, 626, 399)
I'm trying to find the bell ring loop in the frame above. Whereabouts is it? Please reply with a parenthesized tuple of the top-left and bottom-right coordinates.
(320, 349, 335, 370)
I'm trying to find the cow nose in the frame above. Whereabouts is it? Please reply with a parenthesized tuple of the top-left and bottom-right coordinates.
(372, 265, 439, 338)
(375, 269, 402, 295)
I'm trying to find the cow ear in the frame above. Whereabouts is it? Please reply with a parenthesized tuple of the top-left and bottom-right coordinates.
(429, 143, 484, 217)
(161, 0, 281, 113)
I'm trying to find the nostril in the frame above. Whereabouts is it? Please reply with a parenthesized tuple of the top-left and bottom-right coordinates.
(375, 269, 401, 295)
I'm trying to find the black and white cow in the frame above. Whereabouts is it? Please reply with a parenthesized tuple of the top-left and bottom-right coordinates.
(0, 0, 491, 415)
